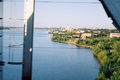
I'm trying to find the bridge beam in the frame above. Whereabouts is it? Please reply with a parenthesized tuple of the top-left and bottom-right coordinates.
(22, 0, 35, 80)
(100, 0, 120, 31)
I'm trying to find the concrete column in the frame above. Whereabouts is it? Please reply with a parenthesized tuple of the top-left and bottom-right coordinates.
(22, 0, 35, 80)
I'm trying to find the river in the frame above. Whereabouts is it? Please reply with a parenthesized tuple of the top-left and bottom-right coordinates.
(1, 30, 100, 80)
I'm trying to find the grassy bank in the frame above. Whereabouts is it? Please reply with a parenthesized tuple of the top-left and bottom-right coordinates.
(51, 35, 120, 80)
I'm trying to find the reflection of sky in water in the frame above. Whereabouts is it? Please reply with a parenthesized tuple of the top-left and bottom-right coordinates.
(1, 30, 100, 80)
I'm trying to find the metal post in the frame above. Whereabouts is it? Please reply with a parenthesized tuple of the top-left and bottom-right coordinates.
(0, 0, 4, 80)
(22, 0, 35, 80)
(0, 0, 4, 64)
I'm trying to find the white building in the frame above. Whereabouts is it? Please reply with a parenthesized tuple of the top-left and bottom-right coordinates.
(66, 25, 72, 32)
(110, 33, 120, 38)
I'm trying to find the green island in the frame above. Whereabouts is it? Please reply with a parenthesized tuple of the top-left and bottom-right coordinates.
(51, 33, 120, 80)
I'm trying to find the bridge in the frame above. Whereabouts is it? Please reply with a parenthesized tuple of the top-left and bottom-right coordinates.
(0, 0, 120, 80)
(100, 0, 120, 31)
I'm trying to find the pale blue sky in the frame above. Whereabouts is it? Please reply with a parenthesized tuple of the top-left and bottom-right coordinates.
(3, 0, 114, 28)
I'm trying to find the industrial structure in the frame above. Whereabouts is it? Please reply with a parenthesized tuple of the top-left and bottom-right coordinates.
(100, 0, 120, 31)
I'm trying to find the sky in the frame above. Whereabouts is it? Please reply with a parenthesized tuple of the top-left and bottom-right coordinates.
(3, 0, 115, 29)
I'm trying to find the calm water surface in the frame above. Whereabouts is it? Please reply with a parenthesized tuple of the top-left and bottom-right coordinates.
(1, 30, 100, 80)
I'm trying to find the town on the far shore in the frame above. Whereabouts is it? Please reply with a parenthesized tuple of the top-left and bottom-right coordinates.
(49, 26, 120, 39)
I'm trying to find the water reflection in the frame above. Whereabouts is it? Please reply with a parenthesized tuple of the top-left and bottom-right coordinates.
(1, 0, 101, 79)
(1, 30, 100, 80)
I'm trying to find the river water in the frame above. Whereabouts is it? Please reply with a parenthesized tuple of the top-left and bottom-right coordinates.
(1, 30, 100, 80)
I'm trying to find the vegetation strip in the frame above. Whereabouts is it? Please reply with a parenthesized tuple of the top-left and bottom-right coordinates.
(51, 34, 120, 80)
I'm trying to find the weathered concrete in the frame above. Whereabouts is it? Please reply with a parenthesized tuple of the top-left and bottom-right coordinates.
(22, 0, 35, 80)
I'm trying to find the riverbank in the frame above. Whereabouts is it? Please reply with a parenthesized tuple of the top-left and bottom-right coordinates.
(51, 35, 120, 80)
(53, 40, 94, 50)
(51, 37, 103, 65)
(52, 38, 106, 67)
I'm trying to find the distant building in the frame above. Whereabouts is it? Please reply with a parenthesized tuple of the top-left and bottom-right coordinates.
(58, 32, 65, 34)
(93, 31, 101, 34)
(72, 34, 81, 38)
(66, 25, 73, 32)
(53, 31, 59, 34)
(81, 33, 93, 39)
(80, 30, 85, 33)
(74, 31, 81, 34)
(66, 36, 72, 38)
(94, 34, 99, 37)
(110, 33, 120, 38)
(59, 27, 66, 32)
(74, 30, 85, 34)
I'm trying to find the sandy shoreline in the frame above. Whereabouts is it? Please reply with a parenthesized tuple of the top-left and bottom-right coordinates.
(53, 40, 94, 50)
